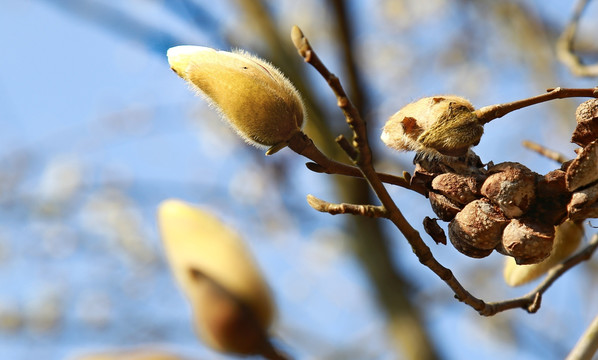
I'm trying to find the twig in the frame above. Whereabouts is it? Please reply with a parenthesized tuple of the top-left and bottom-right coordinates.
(291, 25, 598, 316)
(484, 234, 598, 315)
(286, 131, 421, 194)
(522, 140, 569, 163)
(306, 194, 388, 218)
(475, 87, 598, 125)
(566, 311, 598, 360)
(557, 0, 598, 77)
(291, 25, 485, 314)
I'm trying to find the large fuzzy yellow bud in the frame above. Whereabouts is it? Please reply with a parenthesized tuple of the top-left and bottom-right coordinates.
(158, 199, 275, 355)
(167, 46, 305, 154)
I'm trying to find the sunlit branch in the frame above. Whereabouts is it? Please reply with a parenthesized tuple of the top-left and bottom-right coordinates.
(306, 194, 388, 218)
(291, 25, 598, 317)
(475, 87, 598, 125)
(522, 140, 569, 164)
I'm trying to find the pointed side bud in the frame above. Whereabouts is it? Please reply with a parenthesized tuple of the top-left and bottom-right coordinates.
(167, 46, 305, 151)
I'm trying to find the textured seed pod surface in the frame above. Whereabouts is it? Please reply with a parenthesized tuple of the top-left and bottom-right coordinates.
(481, 162, 537, 218)
(429, 192, 461, 221)
(572, 98, 598, 147)
(503, 221, 583, 286)
(529, 170, 570, 225)
(431, 173, 482, 205)
(449, 199, 509, 255)
(167, 46, 304, 148)
(566, 139, 598, 192)
(501, 218, 555, 265)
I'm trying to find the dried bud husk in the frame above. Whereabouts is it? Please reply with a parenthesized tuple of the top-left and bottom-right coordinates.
(429, 192, 461, 221)
(167, 46, 304, 153)
(503, 221, 583, 286)
(381, 96, 483, 157)
(423, 216, 447, 245)
(568, 181, 598, 220)
(158, 200, 275, 355)
(565, 139, 598, 192)
(448, 199, 509, 257)
(500, 218, 555, 265)
(572, 98, 598, 147)
(431, 173, 482, 205)
(481, 162, 537, 218)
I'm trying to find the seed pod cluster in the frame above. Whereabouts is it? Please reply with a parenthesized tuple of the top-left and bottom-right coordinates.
(565, 139, 598, 221)
(419, 160, 566, 264)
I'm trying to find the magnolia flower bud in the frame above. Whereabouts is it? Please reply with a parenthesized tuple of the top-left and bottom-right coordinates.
(566, 139, 598, 192)
(167, 46, 305, 153)
(500, 218, 555, 265)
(503, 221, 583, 286)
(158, 200, 275, 355)
(481, 162, 536, 218)
(448, 199, 509, 258)
(381, 96, 483, 157)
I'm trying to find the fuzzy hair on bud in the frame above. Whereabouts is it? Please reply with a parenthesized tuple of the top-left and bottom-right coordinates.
(167, 46, 305, 153)
(381, 96, 483, 157)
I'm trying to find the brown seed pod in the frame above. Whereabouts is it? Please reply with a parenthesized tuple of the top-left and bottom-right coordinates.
(448, 199, 509, 257)
(568, 182, 598, 220)
(381, 96, 483, 157)
(481, 162, 537, 218)
(449, 236, 494, 258)
(527, 170, 571, 225)
(500, 218, 555, 265)
(565, 139, 598, 192)
(431, 173, 482, 206)
(503, 220, 583, 286)
(429, 192, 461, 221)
(572, 98, 598, 147)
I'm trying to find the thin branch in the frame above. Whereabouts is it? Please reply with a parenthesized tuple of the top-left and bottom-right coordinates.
(567, 311, 598, 360)
(557, 0, 598, 77)
(522, 140, 569, 163)
(306, 194, 388, 218)
(291, 25, 485, 314)
(286, 131, 420, 194)
(291, 25, 598, 316)
(484, 234, 598, 315)
(475, 87, 598, 125)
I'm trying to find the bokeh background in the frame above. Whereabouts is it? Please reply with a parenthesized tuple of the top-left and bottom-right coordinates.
(1, 0, 598, 359)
